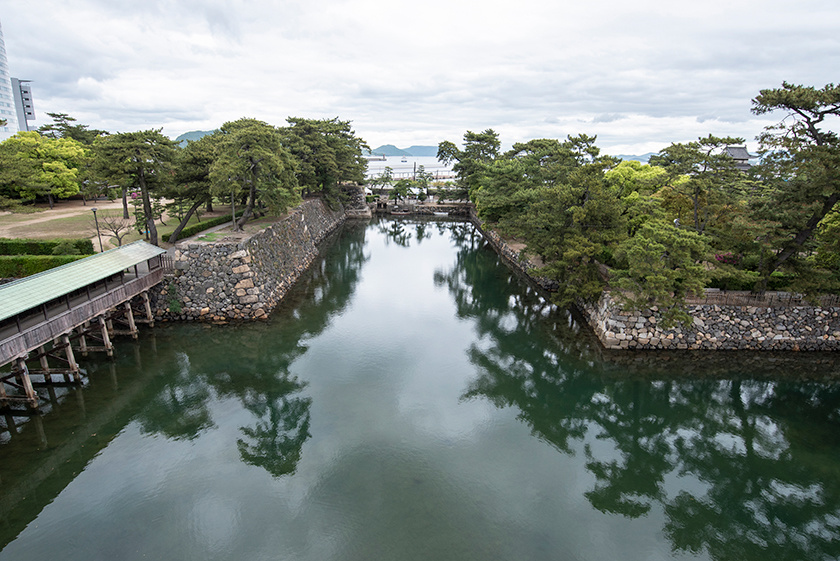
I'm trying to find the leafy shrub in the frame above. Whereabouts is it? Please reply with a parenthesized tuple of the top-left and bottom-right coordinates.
(172, 210, 246, 241)
(707, 269, 797, 292)
(166, 282, 182, 314)
(0, 238, 94, 255)
(0, 197, 39, 213)
(52, 241, 81, 255)
(0, 255, 88, 278)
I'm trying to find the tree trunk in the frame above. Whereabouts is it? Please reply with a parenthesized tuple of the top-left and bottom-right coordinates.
(138, 167, 158, 246)
(236, 163, 258, 230)
(236, 180, 256, 229)
(206, 199, 213, 213)
(168, 199, 205, 243)
(122, 187, 129, 219)
(757, 192, 840, 291)
(231, 188, 238, 232)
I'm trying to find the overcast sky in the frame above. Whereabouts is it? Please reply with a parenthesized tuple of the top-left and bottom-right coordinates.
(3, 0, 839, 155)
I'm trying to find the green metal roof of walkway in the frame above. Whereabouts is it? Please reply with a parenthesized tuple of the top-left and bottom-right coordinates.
(0, 241, 166, 322)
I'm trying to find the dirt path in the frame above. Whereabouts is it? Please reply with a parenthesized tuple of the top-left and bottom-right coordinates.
(0, 198, 126, 239)
(0, 197, 241, 252)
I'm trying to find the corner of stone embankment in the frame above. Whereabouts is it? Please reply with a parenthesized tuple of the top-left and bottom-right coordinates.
(471, 211, 840, 352)
(150, 198, 346, 322)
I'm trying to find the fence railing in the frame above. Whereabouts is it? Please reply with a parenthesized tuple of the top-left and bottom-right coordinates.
(684, 290, 840, 308)
(159, 254, 174, 272)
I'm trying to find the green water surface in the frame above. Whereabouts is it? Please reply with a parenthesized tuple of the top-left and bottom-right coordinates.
(1, 219, 838, 561)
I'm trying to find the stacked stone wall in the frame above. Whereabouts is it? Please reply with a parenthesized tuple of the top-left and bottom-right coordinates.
(579, 292, 840, 351)
(470, 209, 840, 351)
(151, 199, 345, 322)
(470, 211, 558, 292)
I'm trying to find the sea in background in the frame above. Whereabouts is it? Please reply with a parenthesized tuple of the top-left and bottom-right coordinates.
(365, 156, 453, 181)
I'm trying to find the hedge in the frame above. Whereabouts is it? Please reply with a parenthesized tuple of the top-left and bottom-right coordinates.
(707, 271, 796, 292)
(173, 210, 246, 241)
(0, 238, 95, 256)
(0, 255, 89, 278)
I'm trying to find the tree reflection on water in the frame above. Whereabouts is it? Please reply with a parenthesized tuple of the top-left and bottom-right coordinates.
(135, 222, 369, 477)
(436, 223, 840, 561)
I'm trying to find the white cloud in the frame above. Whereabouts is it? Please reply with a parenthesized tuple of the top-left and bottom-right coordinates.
(3, 0, 839, 153)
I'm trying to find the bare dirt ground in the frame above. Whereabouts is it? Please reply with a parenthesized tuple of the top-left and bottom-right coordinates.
(0, 198, 122, 233)
(0, 198, 234, 251)
(0, 198, 128, 249)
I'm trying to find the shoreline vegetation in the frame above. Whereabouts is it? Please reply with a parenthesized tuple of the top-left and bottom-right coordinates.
(432, 82, 840, 328)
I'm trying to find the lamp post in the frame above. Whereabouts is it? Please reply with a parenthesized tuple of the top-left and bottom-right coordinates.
(91, 207, 103, 253)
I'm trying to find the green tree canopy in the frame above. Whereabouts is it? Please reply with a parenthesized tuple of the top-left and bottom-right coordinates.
(750, 81, 840, 291)
(210, 118, 299, 230)
(604, 160, 668, 196)
(0, 131, 88, 208)
(279, 117, 368, 203)
(613, 219, 711, 325)
(92, 129, 177, 246)
(438, 129, 500, 201)
(649, 134, 746, 234)
(38, 112, 108, 145)
(166, 133, 219, 242)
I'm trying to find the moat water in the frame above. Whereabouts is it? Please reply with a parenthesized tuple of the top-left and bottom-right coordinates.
(1, 219, 839, 561)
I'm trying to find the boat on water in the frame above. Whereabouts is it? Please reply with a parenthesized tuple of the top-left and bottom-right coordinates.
(400, 156, 408, 162)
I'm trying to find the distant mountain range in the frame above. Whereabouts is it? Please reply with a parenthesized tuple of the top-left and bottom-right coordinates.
(174, 130, 215, 147)
(612, 152, 656, 163)
(175, 134, 655, 163)
(371, 145, 656, 162)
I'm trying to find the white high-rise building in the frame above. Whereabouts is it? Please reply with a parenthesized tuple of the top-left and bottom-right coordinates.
(11, 77, 34, 131)
(0, 19, 18, 140)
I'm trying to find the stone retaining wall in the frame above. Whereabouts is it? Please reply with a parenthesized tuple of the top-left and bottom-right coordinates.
(151, 198, 345, 322)
(470, 211, 558, 292)
(579, 292, 840, 351)
(470, 210, 840, 351)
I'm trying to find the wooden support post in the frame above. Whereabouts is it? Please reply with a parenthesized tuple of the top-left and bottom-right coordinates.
(79, 322, 89, 356)
(98, 316, 113, 357)
(38, 345, 51, 383)
(15, 357, 38, 409)
(124, 301, 138, 339)
(62, 334, 81, 383)
(142, 291, 155, 327)
(106, 317, 115, 337)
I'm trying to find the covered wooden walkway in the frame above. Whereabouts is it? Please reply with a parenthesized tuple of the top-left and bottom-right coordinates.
(0, 241, 168, 409)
